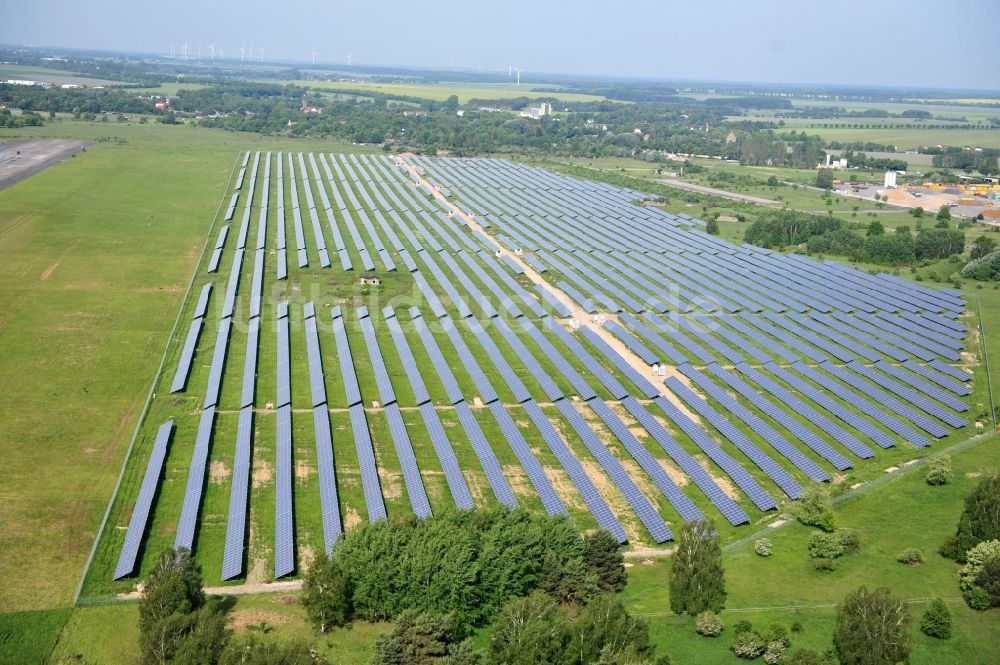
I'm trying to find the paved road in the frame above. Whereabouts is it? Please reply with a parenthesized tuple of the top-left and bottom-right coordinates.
(0, 139, 91, 192)
(656, 178, 781, 206)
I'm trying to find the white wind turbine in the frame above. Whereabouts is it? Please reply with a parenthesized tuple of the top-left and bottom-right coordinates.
(515, 67, 523, 86)
(219, 46, 224, 61)
(259, 48, 265, 63)
(240, 46, 246, 63)
(311, 49, 318, 65)
(182, 42, 188, 61)
(208, 43, 215, 60)
(345, 52, 352, 66)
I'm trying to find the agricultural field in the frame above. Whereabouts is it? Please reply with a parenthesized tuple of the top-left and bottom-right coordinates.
(289, 79, 606, 104)
(748, 123, 1000, 151)
(0, 64, 125, 88)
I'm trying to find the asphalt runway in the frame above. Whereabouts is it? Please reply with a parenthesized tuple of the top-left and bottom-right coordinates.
(0, 138, 91, 192)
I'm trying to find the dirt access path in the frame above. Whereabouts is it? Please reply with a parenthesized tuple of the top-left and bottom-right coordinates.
(396, 155, 698, 419)
(657, 178, 781, 206)
(0, 139, 91, 192)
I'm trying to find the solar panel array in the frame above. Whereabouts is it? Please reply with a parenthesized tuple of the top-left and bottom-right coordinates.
(113, 150, 979, 583)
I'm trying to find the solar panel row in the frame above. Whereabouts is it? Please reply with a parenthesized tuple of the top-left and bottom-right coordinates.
(113, 420, 173, 579)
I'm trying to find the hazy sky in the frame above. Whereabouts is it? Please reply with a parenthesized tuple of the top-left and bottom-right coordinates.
(4, 0, 999, 90)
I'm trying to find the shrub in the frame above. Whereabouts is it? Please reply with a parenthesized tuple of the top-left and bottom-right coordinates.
(813, 557, 838, 572)
(755, 538, 773, 557)
(796, 486, 835, 532)
(764, 641, 786, 665)
(959, 540, 1000, 593)
(974, 553, 1000, 608)
(733, 620, 754, 635)
(837, 529, 860, 555)
(696, 611, 724, 637)
(784, 648, 832, 665)
(732, 631, 766, 659)
(763, 624, 790, 647)
(926, 456, 953, 486)
(920, 597, 952, 639)
(790, 621, 803, 634)
(965, 585, 992, 611)
(808, 531, 844, 560)
(896, 548, 924, 565)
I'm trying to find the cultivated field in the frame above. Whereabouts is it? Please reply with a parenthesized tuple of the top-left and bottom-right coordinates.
(291, 79, 605, 103)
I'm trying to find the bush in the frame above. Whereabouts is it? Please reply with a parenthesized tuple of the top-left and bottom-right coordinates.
(813, 557, 838, 572)
(696, 611, 724, 637)
(733, 619, 754, 635)
(926, 456, 953, 486)
(796, 487, 835, 532)
(974, 553, 1000, 608)
(754, 538, 773, 557)
(763, 624, 790, 647)
(784, 648, 832, 665)
(837, 529, 860, 555)
(948, 474, 1000, 560)
(764, 641, 786, 665)
(896, 548, 924, 565)
(732, 631, 766, 659)
(965, 585, 992, 611)
(920, 597, 952, 639)
(790, 621, 803, 634)
(959, 540, 1000, 593)
(808, 531, 844, 560)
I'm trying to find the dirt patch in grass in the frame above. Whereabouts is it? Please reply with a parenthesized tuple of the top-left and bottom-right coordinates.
(502, 464, 534, 498)
(543, 466, 587, 512)
(252, 459, 273, 488)
(658, 458, 689, 487)
(245, 519, 270, 585)
(344, 505, 363, 530)
(465, 471, 490, 505)
(379, 468, 404, 500)
(209, 460, 230, 484)
(227, 609, 290, 632)
(695, 454, 738, 500)
(579, 458, 642, 544)
(295, 457, 312, 480)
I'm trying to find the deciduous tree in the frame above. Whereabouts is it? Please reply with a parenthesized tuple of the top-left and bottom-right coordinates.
(669, 520, 726, 615)
(834, 586, 911, 665)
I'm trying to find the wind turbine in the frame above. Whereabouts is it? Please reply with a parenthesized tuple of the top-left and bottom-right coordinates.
(345, 52, 352, 66)
(259, 48, 265, 63)
(170, 44, 175, 59)
(311, 48, 317, 65)
(508, 63, 512, 77)
(197, 44, 201, 60)
(219, 46, 224, 61)
(208, 43, 215, 60)
(240, 46, 246, 63)
(182, 42, 188, 61)
(515, 68, 523, 86)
